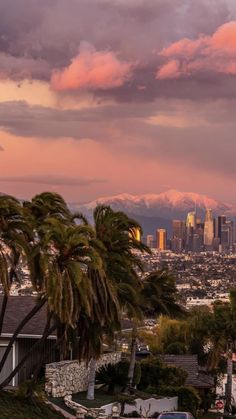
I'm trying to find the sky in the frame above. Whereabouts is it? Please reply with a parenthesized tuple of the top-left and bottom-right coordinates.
(1, 0, 236, 204)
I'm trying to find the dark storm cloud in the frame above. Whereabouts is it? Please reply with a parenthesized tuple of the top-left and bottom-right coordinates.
(0, 175, 105, 186)
(1, 0, 236, 100)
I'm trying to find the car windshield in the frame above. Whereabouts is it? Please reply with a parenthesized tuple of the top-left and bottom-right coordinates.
(159, 414, 187, 419)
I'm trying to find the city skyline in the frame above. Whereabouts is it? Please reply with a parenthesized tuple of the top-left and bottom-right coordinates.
(147, 207, 236, 253)
(1, 1, 236, 203)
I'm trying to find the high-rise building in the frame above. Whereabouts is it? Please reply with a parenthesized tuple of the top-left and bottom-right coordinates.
(172, 220, 185, 252)
(186, 212, 196, 251)
(193, 234, 201, 252)
(157, 229, 167, 251)
(221, 220, 234, 251)
(196, 220, 204, 250)
(171, 237, 182, 253)
(204, 209, 214, 247)
(173, 220, 185, 239)
(146, 234, 154, 248)
(217, 215, 227, 243)
(186, 212, 196, 229)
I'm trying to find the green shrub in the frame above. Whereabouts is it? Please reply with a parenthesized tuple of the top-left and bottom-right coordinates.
(138, 357, 187, 390)
(165, 342, 188, 355)
(138, 357, 162, 390)
(115, 394, 136, 416)
(123, 411, 141, 418)
(96, 361, 141, 394)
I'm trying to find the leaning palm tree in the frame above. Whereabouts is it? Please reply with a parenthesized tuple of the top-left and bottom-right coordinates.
(0, 192, 104, 388)
(84, 205, 150, 398)
(77, 270, 120, 400)
(0, 194, 32, 335)
(93, 205, 149, 312)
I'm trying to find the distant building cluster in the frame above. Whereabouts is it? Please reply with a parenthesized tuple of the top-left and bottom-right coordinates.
(145, 209, 235, 253)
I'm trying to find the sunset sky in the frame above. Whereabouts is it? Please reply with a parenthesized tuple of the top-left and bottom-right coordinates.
(1, 0, 236, 204)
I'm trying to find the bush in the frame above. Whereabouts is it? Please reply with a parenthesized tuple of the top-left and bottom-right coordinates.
(138, 357, 162, 390)
(96, 361, 141, 394)
(138, 357, 187, 390)
(123, 411, 141, 418)
(165, 342, 187, 355)
(115, 394, 136, 416)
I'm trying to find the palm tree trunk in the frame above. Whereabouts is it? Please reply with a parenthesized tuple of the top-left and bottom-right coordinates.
(87, 358, 97, 400)
(0, 296, 46, 374)
(0, 294, 8, 336)
(127, 324, 137, 390)
(26, 332, 65, 398)
(0, 267, 16, 336)
(225, 340, 233, 413)
(26, 312, 53, 397)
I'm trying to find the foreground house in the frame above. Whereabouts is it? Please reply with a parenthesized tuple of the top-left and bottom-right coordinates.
(0, 296, 57, 386)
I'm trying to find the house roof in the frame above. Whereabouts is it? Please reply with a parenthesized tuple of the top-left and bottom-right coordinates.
(160, 354, 214, 388)
(0, 296, 56, 338)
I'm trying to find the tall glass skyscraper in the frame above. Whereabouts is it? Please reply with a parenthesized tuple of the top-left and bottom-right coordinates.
(186, 212, 196, 229)
(204, 209, 214, 247)
(186, 211, 196, 250)
(157, 229, 167, 251)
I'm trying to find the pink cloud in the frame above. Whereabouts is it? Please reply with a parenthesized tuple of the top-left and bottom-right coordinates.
(156, 59, 182, 80)
(51, 42, 133, 91)
(156, 21, 236, 79)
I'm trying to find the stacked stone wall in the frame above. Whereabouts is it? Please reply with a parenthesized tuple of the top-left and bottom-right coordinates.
(45, 351, 121, 397)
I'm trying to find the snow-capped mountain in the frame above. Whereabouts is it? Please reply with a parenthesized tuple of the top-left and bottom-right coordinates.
(71, 190, 236, 236)
(73, 189, 235, 220)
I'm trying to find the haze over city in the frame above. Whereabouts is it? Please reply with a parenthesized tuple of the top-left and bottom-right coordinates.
(1, 0, 236, 203)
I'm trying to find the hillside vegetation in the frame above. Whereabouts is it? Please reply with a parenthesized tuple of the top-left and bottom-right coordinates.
(0, 391, 64, 419)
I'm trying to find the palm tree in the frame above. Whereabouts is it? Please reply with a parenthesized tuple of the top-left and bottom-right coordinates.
(125, 269, 185, 389)
(0, 194, 31, 335)
(84, 206, 150, 398)
(208, 290, 236, 413)
(0, 192, 107, 388)
(140, 269, 186, 318)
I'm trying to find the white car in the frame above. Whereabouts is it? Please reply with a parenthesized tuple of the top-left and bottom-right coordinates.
(157, 412, 195, 419)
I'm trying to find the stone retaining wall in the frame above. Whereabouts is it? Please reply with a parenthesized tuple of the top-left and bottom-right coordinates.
(45, 351, 121, 398)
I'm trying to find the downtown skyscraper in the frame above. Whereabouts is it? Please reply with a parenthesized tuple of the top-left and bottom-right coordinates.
(204, 209, 214, 247)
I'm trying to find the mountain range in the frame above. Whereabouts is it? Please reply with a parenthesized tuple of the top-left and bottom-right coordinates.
(73, 189, 236, 236)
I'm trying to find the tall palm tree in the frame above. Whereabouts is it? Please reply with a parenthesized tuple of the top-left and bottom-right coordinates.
(0, 192, 103, 386)
(208, 290, 236, 413)
(0, 194, 31, 335)
(77, 273, 120, 400)
(84, 206, 150, 398)
(124, 269, 185, 389)
(141, 269, 186, 318)
(93, 205, 149, 312)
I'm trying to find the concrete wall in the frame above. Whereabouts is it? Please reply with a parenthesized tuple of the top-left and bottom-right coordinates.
(45, 351, 121, 397)
(101, 397, 178, 417)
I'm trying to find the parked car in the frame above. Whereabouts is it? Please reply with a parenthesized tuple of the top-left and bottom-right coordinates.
(157, 412, 195, 419)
